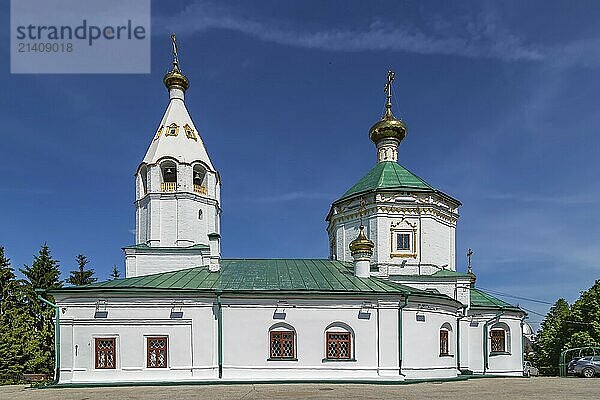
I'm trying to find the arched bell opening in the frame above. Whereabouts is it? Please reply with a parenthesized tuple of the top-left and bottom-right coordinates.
(139, 164, 148, 196)
(192, 164, 207, 195)
(160, 160, 177, 192)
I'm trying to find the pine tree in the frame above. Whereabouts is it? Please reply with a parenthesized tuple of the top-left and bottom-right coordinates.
(20, 243, 62, 291)
(110, 265, 121, 280)
(534, 298, 570, 375)
(66, 254, 97, 286)
(0, 246, 22, 382)
(0, 246, 16, 315)
(19, 243, 63, 376)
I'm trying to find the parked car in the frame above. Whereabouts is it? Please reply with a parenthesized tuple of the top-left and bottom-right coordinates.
(571, 355, 600, 378)
(567, 356, 585, 375)
(523, 361, 539, 377)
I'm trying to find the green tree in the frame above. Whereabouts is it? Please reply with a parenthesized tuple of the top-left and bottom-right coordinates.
(20, 243, 62, 291)
(534, 298, 570, 375)
(0, 246, 17, 315)
(109, 265, 121, 280)
(0, 246, 22, 382)
(19, 243, 63, 376)
(568, 280, 600, 345)
(66, 254, 97, 286)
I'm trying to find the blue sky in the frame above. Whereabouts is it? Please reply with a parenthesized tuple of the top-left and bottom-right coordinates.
(2, 0, 599, 329)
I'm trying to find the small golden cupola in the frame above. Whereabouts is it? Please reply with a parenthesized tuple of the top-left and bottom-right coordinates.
(349, 225, 375, 278)
(369, 70, 407, 163)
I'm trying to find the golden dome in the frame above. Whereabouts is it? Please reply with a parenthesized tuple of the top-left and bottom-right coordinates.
(349, 226, 374, 255)
(164, 67, 189, 92)
(369, 107, 407, 144)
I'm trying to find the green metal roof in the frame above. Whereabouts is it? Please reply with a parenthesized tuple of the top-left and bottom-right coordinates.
(53, 259, 456, 300)
(470, 288, 522, 312)
(335, 161, 461, 207)
(339, 161, 434, 200)
(431, 270, 471, 278)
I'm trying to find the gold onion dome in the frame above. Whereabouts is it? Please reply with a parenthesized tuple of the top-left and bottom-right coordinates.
(369, 70, 407, 144)
(164, 66, 189, 92)
(163, 34, 189, 92)
(369, 107, 407, 144)
(349, 226, 374, 255)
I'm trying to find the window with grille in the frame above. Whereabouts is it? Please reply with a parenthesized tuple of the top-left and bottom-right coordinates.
(326, 332, 352, 359)
(270, 330, 295, 359)
(439, 330, 449, 356)
(147, 337, 168, 368)
(95, 338, 116, 369)
(490, 330, 506, 353)
(397, 233, 411, 251)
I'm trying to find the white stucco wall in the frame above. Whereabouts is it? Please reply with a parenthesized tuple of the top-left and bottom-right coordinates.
(54, 294, 496, 383)
(463, 313, 524, 376)
(328, 192, 459, 277)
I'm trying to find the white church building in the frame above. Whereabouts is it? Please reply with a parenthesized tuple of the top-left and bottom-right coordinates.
(48, 40, 527, 384)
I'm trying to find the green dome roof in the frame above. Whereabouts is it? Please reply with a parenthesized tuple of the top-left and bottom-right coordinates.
(338, 161, 435, 201)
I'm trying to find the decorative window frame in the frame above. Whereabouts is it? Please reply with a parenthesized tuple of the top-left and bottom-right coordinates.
(94, 336, 117, 370)
(145, 336, 168, 369)
(390, 220, 417, 258)
(153, 125, 163, 141)
(323, 322, 356, 362)
(267, 323, 297, 361)
(183, 124, 198, 141)
(165, 122, 179, 137)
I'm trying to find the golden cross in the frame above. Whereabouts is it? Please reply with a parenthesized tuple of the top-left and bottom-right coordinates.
(359, 197, 367, 226)
(467, 248, 474, 272)
(384, 70, 395, 103)
(170, 33, 180, 69)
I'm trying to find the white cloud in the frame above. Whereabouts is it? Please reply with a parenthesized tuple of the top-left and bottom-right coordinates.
(155, 2, 543, 62)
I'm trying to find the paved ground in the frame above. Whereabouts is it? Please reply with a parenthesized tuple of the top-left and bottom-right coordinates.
(1, 377, 599, 400)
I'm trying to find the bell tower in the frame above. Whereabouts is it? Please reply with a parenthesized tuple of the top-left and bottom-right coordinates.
(124, 35, 221, 277)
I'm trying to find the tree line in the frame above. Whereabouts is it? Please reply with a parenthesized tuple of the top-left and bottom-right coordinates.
(533, 279, 600, 375)
(0, 244, 120, 383)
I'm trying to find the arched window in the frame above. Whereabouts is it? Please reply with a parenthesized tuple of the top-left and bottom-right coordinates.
(440, 322, 453, 356)
(490, 322, 511, 354)
(324, 322, 354, 360)
(268, 323, 296, 360)
(160, 160, 177, 192)
(192, 164, 207, 195)
(139, 164, 148, 195)
(198, 209, 203, 220)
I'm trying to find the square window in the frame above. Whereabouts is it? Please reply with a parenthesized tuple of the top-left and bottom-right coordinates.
(95, 338, 116, 369)
(147, 337, 168, 368)
(397, 233, 411, 251)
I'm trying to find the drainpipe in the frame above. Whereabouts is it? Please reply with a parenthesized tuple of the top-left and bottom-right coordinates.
(456, 305, 468, 371)
(36, 291, 60, 384)
(483, 311, 504, 375)
(216, 291, 223, 379)
(398, 295, 408, 376)
(520, 314, 527, 373)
